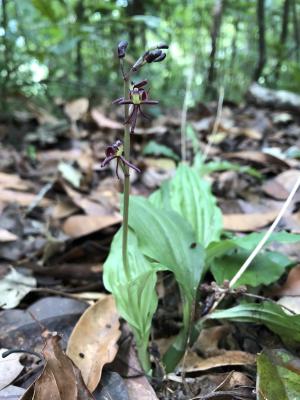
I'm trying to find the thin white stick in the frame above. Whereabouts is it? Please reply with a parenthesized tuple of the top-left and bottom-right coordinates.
(181, 56, 195, 162)
(209, 174, 300, 312)
(203, 86, 224, 163)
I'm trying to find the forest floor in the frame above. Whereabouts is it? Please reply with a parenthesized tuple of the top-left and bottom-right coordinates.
(0, 95, 300, 399)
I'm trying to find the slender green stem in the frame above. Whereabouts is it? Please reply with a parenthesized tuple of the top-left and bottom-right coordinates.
(122, 77, 130, 280)
(162, 291, 192, 372)
(136, 338, 152, 374)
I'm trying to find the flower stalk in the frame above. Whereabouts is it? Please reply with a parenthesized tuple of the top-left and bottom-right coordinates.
(122, 76, 130, 279)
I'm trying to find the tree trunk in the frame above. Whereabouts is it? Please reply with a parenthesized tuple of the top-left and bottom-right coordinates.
(1, 0, 10, 111)
(206, 0, 226, 95)
(292, 0, 300, 61)
(253, 0, 266, 81)
(75, 0, 84, 83)
(273, 0, 290, 83)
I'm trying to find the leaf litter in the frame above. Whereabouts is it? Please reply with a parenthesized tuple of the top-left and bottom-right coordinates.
(1, 93, 300, 399)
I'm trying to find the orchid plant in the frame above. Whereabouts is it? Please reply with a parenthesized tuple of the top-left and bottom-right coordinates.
(102, 41, 168, 372)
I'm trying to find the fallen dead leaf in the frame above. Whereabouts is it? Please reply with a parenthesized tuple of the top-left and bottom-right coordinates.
(262, 169, 300, 200)
(0, 267, 37, 309)
(223, 211, 278, 232)
(181, 350, 256, 373)
(0, 385, 26, 399)
(67, 295, 121, 392)
(0, 348, 23, 390)
(52, 199, 79, 219)
(225, 151, 290, 169)
(21, 333, 93, 400)
(0, 172, 30, 191)
(62, 183, 109, 216)
(192, 325, 231, 357)
(239, 127, 262, 140)
(277, 296, 300, 314)
(113, 324, 159, 400)
(273, 265, 300, 297)
(64, 98, 89, 122)
(91, 108, 123, 130)
(0, 189, 51, 208)
(63, 214, 121, 238)
(0, 229, 18, 242)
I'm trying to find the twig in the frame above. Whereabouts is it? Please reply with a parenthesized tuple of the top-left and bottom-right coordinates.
(181, 56, 195, 162)
(203, 86, 224, 162)
(209, 175, 300, 313)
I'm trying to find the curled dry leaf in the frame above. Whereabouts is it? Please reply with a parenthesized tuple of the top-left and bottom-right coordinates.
(64, 98, 89, 122)
(0, 348, 24, 390)
(67, 295, 121, 392)
(0, 189, 51, 208)
(91, 108, 123, 130)
(21, 333, 93, 400)
(180, 350, 256, 373)
(0, 267, 37, 309)
(223, 211, 278, 232)
(0, 229, 18, 242)
(63, 214, 121, 238)
(225, 151, 290, 169)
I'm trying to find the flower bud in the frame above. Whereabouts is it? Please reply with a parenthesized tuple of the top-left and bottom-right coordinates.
(144, 49, 162, 63)
(117, 40, 128, 58)
(153, 52, 166, 62)
(156, 43, 169, 50)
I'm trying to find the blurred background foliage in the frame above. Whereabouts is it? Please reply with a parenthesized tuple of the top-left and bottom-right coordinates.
(0, 0, 299, 112)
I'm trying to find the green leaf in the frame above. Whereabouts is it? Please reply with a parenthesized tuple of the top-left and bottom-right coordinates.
(210, 250, 293, 287)
(257, 349, 300, 400)
(31, 0, 59, 21)
(128, 196, 204, 299)
(128, 196, 204, 371)
(206, 231, 300, 264)
(103, 229, 157, 373)
(208, 302, 300, 346)
(131, 15, 161, 28)
(143, 140, 180, 161)
(200, 160, 262, 179)
(150, 163, 223, 247)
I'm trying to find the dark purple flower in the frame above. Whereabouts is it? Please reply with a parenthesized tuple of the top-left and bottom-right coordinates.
(113, 80, 158, 133)
(101, 139, 140, 179)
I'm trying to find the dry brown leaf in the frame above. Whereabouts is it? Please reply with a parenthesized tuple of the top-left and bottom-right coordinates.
(181, 350, 256, 373)
(91, 108, 123, 130)
(273, 265, 300, 297)
(225, 151, 290, 168)
(64, 98, 89, 122)
(0, 172, 30, 191)
(192, 326, 231, 357)
(262, 179, 289, 200)
(239, 128, 262, 140)
(52, 200, 79, 219)
(0, 189, 51, 208)
(223, 211, 278, 232)
(67, 295, 121, 392)
(62, 183, 108, 216)
(115, 325, 159, 400)
(0, 228, 18, 242)
(21, 334, 93, 400)
(277, 296, 300, 314)
(263, 169, 300, 200)
(38, 149, 82, 164)
(63, 214, 121, 238)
